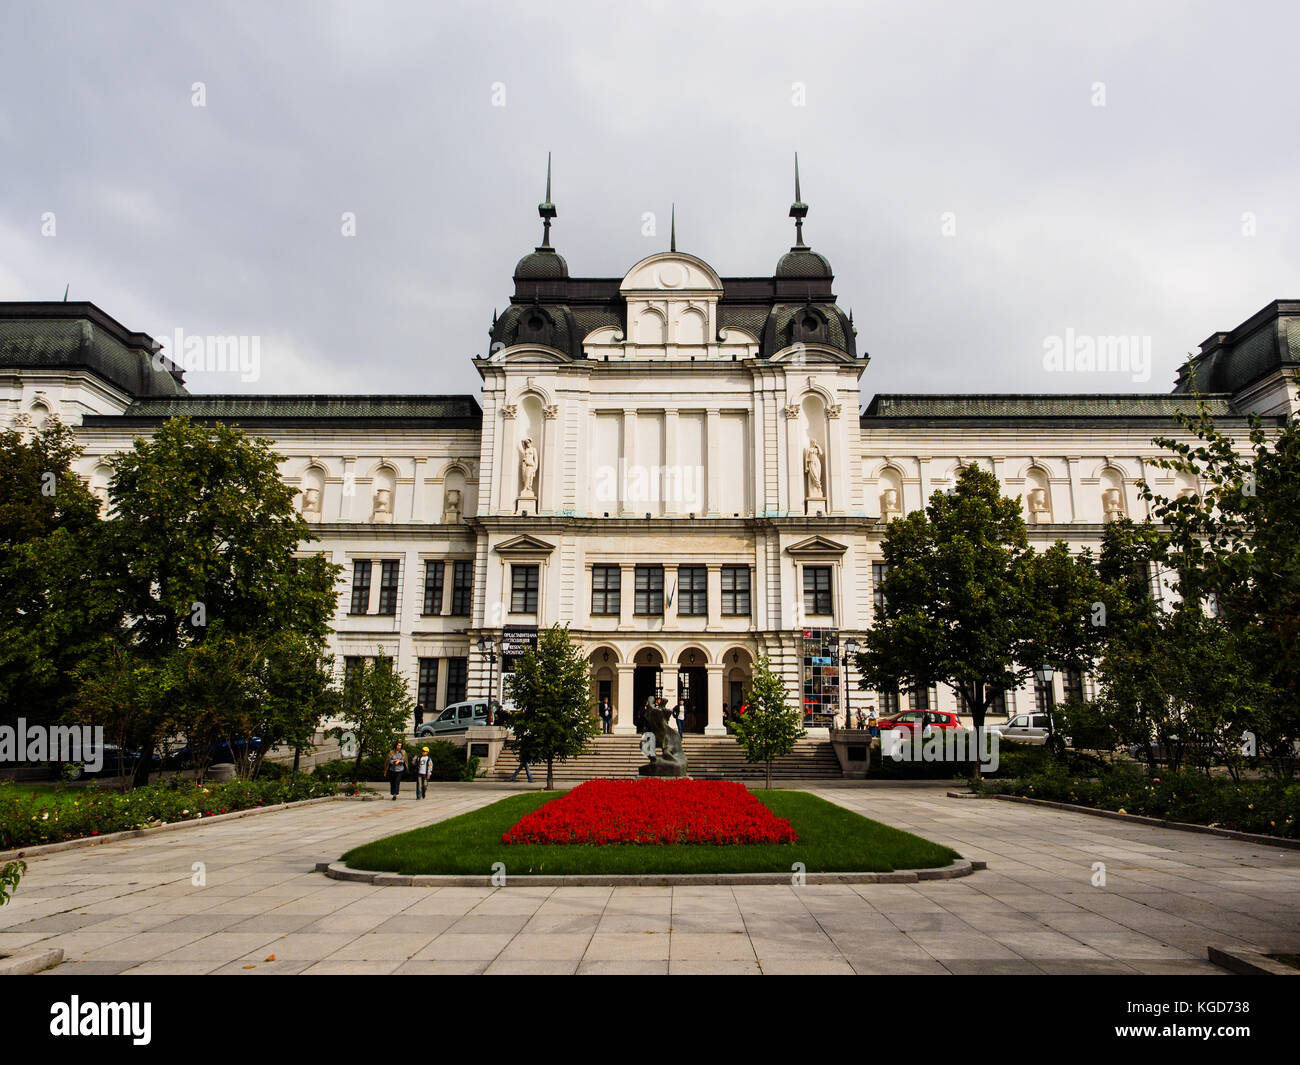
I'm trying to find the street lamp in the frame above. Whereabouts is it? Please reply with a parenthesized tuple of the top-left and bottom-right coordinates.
(1034, 663, 1056, 743)
(844, 637, 860, 728)
(479, 636, 499, 720)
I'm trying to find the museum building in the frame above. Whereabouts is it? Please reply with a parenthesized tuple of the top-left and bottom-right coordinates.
(2, 171, 1296, 736)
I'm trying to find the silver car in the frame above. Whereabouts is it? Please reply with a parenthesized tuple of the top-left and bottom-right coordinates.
(416, 700, 493, 737)
(988, 713, 1070, 746)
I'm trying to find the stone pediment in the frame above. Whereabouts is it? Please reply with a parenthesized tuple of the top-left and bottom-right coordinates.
(493, 534, 557, 556)
(786, 535, 848, 556)
(620, 252, 723, 295)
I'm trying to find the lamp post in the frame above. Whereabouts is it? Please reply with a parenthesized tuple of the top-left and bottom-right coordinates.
(844, 637, 860, 729)
(479, 636, 499, 721)
(1034, 663, 1056, 745)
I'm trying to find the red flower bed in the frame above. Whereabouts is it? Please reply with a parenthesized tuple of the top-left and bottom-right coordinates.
(502, 779, 797, 845)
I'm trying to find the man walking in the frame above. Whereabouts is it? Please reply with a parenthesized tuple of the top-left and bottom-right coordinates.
(510, 755, 534, 783)
(385, 741, 408, 800)
(600, 697, 612, 735)
(673, 700, 686, 740)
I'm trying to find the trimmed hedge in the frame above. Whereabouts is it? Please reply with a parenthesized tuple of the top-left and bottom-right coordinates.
(976, 762, 1300, 838)
(313, 739, 479, 784)
(0, 774, 337, 850)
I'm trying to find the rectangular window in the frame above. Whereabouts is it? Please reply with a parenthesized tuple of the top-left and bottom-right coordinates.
(422, 560, 444, 616)
(349, 560, 372, 615)
(677, 566, 707, 616)
(957, 688, 1008, 716)
(879, 687, 899, 715)
(417, 658, 439, 709)
(803, 566, 832, 617)
(445, 657, 468, 704)
(377, 559, 400, 615)
(872, 562, 889, 615)
(907, 683, 936, 711)
(1034, 677, 1054, 714)
(450, 560, 473, 615)
(720, 566, 750, 617)
(635, 565, 664, 616)
(591, 565, 621, 616)
(1062, 668, 1084, 702)
(511, 564, 539, 613)
(343, 656, 364, 683)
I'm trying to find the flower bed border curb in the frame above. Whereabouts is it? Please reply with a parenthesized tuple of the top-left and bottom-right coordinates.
(0, 945, 64, 975)
(0, 792, 379, 863)
(949, 791, 1300, 850)
(317, 857, 981, 887)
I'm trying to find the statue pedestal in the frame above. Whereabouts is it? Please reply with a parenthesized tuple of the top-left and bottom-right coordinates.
(515, 491, 536, 515)
(638, 761, 690, 778)
(806, 493, 826, 515)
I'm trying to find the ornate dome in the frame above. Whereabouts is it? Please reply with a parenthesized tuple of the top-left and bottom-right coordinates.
(775, 247, 833, 279)
(514, 247, 569, 280)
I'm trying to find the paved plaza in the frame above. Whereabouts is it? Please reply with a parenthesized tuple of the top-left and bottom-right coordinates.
(3, 784, 1298, 975)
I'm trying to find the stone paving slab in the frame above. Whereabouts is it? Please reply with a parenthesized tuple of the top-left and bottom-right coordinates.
(4, 782, 1298, 975)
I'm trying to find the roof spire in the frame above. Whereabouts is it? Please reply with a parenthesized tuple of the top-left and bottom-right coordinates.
(537, 152, 557, 248)
(670, 203, 676, 253)
(789, 152, 808, 247)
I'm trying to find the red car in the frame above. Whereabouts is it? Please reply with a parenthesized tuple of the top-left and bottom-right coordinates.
(877, 711, 961, 734)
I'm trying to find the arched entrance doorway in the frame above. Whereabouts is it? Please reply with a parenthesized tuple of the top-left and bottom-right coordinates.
(722, 646, 754, 730)
(632, 647, 664, 732)
(675, 647, 709, 734)
(588, 646, 619, 733)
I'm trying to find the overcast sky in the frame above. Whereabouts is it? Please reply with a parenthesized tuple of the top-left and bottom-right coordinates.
(2, 0, 1296, 402)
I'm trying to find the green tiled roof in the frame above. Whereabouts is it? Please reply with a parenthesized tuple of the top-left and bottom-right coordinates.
(864, 394, 1239, 419)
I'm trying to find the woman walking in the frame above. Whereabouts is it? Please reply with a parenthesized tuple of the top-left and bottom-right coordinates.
(385, 740, 408, 800)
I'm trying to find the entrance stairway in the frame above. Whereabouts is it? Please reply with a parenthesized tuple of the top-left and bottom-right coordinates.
(490, 734, 842, 782)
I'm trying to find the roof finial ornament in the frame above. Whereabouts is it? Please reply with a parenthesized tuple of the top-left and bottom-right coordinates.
(538, 152, 557, 248)
(670, 203, 676, 253)
(789, 152, 808, 248)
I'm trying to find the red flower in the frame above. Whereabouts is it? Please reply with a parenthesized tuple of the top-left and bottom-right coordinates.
(502, 779, 796, 846)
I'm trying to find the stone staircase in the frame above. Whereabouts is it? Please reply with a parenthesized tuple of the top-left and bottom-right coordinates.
(490, 734, 842, 782)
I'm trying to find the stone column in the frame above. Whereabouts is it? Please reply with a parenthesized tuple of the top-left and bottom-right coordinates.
(707, 566, 722, 629)
(409, 457, 425, 522)
(706, 664, 725, 736)
(827, 402, 844, 514)
(706, 408, 721, 516)
(621, 409, 637, 516)
(663, 667, 680, 706)
(339, 457, 354, 521)
(498, 405, 518, 514)
(618, 563, 634, 630)
(541, 404, 559, 514)
(785, 403, 803, 514)
(663, 408, 679, 516)
(614, 663, 636, 735)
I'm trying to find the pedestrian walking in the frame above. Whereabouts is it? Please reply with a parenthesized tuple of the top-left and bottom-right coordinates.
(414, 745, 433, 799)
(510, 755, 534, 783)
(600, 697, 612, 735)
(385, 741, 408, 800)
(673, 700, 686, 740)
(414, 703, 425, 730)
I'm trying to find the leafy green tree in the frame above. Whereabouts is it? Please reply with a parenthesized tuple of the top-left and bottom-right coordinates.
(101, 417, 341, 783)
(730, 654, 805, 789)
(0, 859, 27, 906)
(1143, 402, 1300, 775)
(328, 652, 411, 788)
(0, 419, 121, 726)
(856, 465, 1039, 772)
(502, 624, 598, 790)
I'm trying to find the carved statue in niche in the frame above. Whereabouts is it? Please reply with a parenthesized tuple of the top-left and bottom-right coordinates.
(372, 487, 393, 524)
(90, 483, 109, 513)
(519, 438, 539, 497)
(1028, 487, 1051, 522)
(880, 487, 901, 519)
(302, 486, 322, 519)
(804, 440, 824, 499)
(1102, 487, 1124, 521)
(443, 488, 462, 524)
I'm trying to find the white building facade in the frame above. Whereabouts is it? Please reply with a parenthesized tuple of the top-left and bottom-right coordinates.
(3, 186, 1296, 737)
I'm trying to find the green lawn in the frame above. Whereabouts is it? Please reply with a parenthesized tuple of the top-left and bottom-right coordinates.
(341, 789, 960, 875)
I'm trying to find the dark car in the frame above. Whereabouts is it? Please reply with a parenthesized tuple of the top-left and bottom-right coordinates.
(163, 736, 263, 769)
(52, 744, 158, 780)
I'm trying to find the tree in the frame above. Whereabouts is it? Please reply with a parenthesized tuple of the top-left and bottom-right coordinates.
(0, 419, 121, 727)
(856, 465, 1039, 773)
(1143, 402, 1300, 775)
(502, 624, 598, 790)
(101, 417, 341, 784)
(730, 654, 805, 789)
(328, 652, 411, 789)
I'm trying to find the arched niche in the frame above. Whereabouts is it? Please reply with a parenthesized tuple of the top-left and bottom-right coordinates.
(1024, 466, 1053, 524)
(1100, 467, 1127, 522)
(877, 465, 904, 520)
(637, 307, 666, 345)
(29, 400, 51, 429)
(516, 394, 545, 504)
(676, 306, 706, 345)
(300, 465, 326, 521)
(442, 466, 468, 524)
(89, 463, 113, 515)
(371, 464, 397, 524)
(800, 393, 829, 510)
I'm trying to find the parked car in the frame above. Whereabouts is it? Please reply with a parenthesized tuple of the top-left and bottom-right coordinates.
(52, 744, 158, 780)
(162, 736, 263, 769)
(415, 700, 494, 737)
(986, 713, 1070, 746)
(876, 711, 962, 734)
